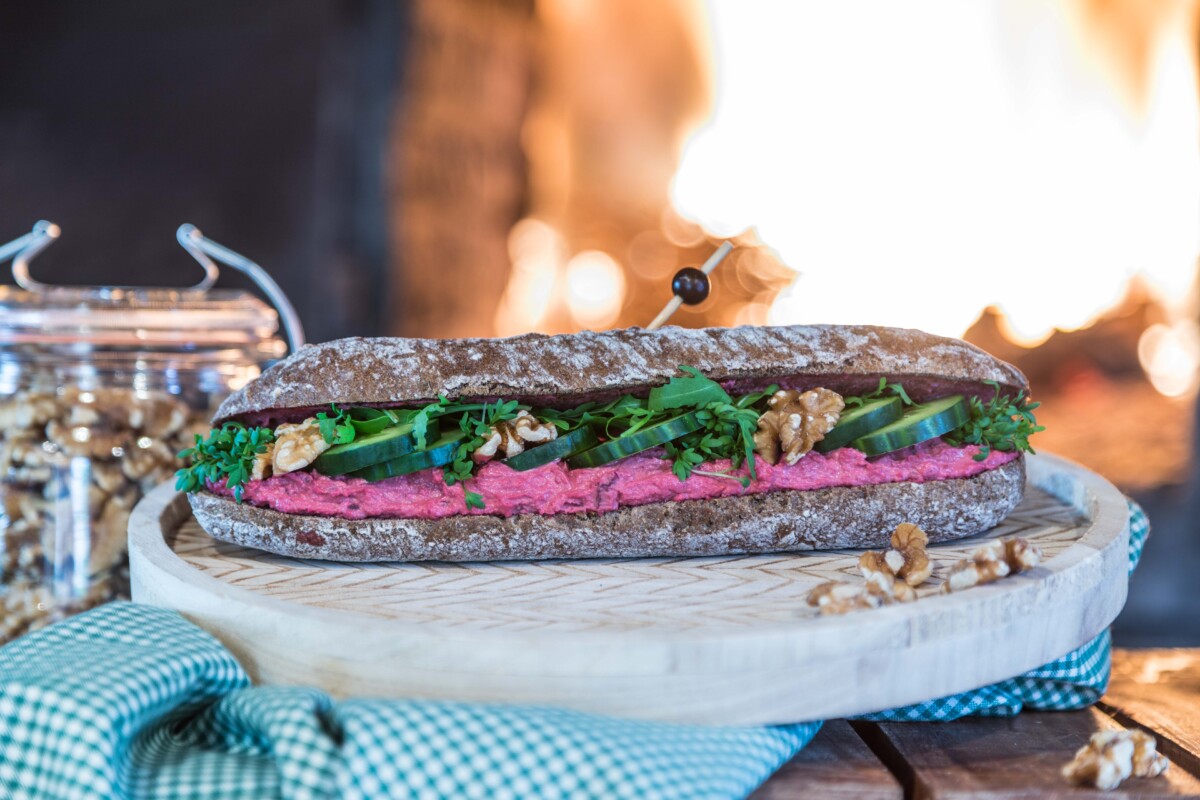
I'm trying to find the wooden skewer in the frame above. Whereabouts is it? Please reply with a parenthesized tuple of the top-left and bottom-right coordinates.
(646, 241, 734, 331)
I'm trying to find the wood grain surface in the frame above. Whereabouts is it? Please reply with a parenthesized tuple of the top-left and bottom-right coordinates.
(749, 721, 902, 800)
(855, 710, 1200, 799)
(129, 453, 1129, 725)
(756, 651, 1200, 798)
(1102, 650, 1200, 776)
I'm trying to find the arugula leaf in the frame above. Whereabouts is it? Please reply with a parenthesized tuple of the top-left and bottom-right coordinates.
(844, 377, 913, 408)
(944, 381, 1045, 461)
(647, 366, 731, 411)
(175, 422, 275, 502)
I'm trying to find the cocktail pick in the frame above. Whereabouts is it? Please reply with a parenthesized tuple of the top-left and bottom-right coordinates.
(646, 241, 733, 330)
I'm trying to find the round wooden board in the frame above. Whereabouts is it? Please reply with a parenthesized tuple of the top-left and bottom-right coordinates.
(129, 453, 1129, 726)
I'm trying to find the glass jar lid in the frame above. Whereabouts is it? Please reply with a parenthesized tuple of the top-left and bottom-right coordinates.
(0, 221, 298, 357)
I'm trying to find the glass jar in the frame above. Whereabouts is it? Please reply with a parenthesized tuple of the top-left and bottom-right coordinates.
(0, 222, 296, 643)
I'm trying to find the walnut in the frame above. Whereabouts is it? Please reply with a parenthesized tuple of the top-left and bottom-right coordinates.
(120, 439, 176, 482)
(753, 389, 844, 466)
(889, 523, 932, 586)
(251, 444, 275, 481)
(807, 577, 908, 615)
(890, 581, 917, 603)
(0, 394, 58, 431)
(1004, 537, 1043, 572)
(941, 540, 1010, 593)
(1063, 730, 1168, 790)
(45, 420, 126, 459)
(271, 418, 330, 474)
(474, 411, 558, 460)
(857, 522, 930, 600)
(940, 537, 1041, 594)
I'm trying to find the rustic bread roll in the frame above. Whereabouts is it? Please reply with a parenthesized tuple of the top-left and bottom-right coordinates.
(193, 324, 1031, 562)
(214, 324, 1028, 422)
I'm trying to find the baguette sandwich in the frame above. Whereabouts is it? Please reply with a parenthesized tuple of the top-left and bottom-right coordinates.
(178, 324, 1042, 562)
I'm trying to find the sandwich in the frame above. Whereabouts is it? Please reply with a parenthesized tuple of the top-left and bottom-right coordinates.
(176, 324, 1042, 562)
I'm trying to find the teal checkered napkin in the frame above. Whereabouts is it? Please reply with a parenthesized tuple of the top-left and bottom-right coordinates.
(0, 502, 1147, 799)
(0, 602, 818, 799)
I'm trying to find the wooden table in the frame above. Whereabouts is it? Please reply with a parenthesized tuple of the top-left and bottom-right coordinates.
(752, 649, 1200, 799)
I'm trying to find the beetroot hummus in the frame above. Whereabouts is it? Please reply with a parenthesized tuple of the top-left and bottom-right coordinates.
(220, 441, 1019, 520)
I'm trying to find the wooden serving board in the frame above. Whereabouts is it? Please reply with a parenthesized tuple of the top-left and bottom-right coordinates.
(129, 453, 1129, 726)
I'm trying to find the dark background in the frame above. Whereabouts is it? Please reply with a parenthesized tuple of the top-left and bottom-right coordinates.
(0, 0, 400, 344)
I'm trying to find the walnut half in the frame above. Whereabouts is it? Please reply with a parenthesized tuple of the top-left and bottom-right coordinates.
(753, 388, 844, 466)
(271, 418, 330, 474)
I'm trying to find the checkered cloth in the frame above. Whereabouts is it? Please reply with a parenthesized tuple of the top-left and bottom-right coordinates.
(0, 501, 1148, 799)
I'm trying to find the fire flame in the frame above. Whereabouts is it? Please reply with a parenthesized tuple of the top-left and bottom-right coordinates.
(671, 0, 1200, 391)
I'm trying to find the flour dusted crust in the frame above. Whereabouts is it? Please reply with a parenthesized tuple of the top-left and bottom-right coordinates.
(188, 457, 1025, 562)
(214, 324, 1029, 422)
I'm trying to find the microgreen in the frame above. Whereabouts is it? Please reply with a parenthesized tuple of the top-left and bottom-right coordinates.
(316, 404, 357, 446)
(175, 422, 275, 502)
(944, 381, 1044, 461)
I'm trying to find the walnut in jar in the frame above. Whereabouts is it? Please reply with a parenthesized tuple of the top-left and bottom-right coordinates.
(0, 386, 211, 645)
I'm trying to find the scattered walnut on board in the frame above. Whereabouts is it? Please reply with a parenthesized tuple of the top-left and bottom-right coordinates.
(753, 388, 844, 466)
(859, 522, 932, 601)
(474, 410, 557, 460)
(271, 418, 331, 474)
(807, 574, 913, 615)
(1062, 730, 1169, 790)
(941, 537, 1043, 594)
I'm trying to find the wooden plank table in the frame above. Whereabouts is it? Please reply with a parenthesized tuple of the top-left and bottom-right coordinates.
(752, 650, 1200, 799)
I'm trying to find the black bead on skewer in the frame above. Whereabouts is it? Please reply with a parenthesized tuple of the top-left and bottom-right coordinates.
(671, 267, 710, 305)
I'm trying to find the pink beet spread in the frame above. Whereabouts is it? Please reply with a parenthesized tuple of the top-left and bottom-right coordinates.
(218, 441, 1020, 520)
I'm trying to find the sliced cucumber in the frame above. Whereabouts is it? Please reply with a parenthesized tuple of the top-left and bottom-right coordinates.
(503, 426, 600, 471)
(568, 413, 704, 468)
(322, 420, 442, 477)
(349, 429, 466, 482)
(815, 396, 903, 453)
(852, 395, 969, 456)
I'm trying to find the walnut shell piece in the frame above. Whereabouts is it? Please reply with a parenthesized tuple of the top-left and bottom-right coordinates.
(753, 388, 844, 466)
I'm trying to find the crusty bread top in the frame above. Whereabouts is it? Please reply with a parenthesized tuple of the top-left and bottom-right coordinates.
(215, 324, 1028, 422)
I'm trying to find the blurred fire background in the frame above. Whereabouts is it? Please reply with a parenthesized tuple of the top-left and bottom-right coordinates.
(0, 0, 1198, 642)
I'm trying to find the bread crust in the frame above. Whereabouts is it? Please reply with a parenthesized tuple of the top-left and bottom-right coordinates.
(215, 324, 1028, 422)
(187, 457, 1025, 562)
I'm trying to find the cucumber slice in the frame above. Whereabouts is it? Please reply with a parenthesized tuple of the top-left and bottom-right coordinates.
(316, 420, 440, 476)
(815, 396, 903, 453)
(852, 395, 969, 456)
(503, 426, 600, 471)
(568, 413, 704, 468)
(350, 429, 466, 482)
